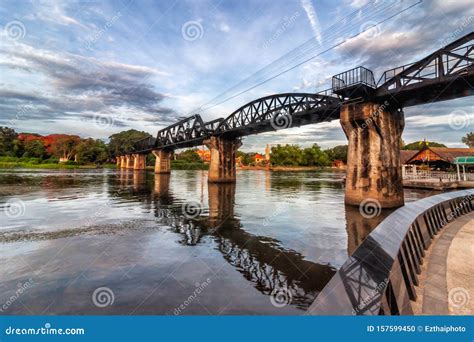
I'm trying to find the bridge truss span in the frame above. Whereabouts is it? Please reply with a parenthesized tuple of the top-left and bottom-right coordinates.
(375, 32, 474, 106)
(215, 92, 341, 137)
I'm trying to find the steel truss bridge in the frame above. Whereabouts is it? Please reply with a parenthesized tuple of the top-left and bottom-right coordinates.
(129, 32, 474, 154)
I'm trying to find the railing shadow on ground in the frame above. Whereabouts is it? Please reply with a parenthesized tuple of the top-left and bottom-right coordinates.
(307, 189, 474, 315)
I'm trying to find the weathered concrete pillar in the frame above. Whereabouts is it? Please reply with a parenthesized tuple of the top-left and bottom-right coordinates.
(125, 155, 134, 169)
(204, 136, 242, 183)
(133, 154, 146, 171)
(120, 156, 127, 169)
(341, 101, 405, 208)
(152, 150, 172, 174)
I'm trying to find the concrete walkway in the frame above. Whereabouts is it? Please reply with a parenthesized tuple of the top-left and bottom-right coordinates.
(413, 212, 473, 315)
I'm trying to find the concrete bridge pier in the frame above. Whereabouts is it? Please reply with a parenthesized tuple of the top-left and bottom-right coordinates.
(204, 136, 242, 183)
(125, 155, 134, 169)
(133, 153, 146, 171)
(341, 101, 405, 208)
(152, 150, 172, 174)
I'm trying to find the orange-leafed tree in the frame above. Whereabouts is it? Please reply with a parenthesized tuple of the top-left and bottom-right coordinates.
(49, 135, 81, 161)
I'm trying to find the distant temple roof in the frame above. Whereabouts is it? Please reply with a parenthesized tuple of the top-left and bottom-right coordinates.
(402, 146, 474, 165)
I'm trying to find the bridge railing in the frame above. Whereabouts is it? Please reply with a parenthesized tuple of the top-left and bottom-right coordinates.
(307, 190, 474, 315)
(332, 66, 376, 92)
(131, 136, 156, 153)
(377, 39, 474, 90)
(204, 118, 224, 132)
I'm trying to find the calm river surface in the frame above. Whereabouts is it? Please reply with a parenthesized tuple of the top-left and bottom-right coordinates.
(0, 169, 436, 315)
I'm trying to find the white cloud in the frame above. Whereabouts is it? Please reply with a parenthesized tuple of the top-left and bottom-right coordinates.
(300, 0, 322, 44)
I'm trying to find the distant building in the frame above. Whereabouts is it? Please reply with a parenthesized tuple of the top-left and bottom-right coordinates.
(332, 160, 345, 168)
(402, 145, 474, 170)
(254, 153, 265, 164)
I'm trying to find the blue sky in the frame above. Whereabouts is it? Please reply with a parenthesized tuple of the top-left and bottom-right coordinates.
(0, 0, 473, 151)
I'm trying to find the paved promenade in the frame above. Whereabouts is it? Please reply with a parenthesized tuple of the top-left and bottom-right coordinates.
(413, 212, 473, 315)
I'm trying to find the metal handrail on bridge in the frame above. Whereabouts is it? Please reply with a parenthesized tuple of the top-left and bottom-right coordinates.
(332, 66, 376, 92)
(307, 190, 474, 315)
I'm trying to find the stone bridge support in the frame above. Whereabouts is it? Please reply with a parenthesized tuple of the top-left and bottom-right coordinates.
(152, 150, 172, 174)
(341, 102, 405, 208)
(125, 155, 134, 169)
(204, 136, 242, 183)
(133, 154, 146, 171)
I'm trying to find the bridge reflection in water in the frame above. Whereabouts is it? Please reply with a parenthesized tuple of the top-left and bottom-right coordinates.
(114, 169, 388, 310)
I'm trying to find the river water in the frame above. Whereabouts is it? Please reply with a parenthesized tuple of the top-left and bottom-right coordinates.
(0, 169, 436, 315)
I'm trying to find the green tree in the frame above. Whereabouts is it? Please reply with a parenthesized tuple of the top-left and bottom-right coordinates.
(462, 132, 474, 148)
(108, 129, 152, 157)
(402, 141, 447, 150)
(176, 149, 202, 163)
(324, 145, 348, 163)
(23, 139, 46, 158)
(236, 151, 256, 166)
(270, 144, 303, 166)
(75, 138, 108, 163)
(302, 144, 330, 166)
(0, 127, 18, 156)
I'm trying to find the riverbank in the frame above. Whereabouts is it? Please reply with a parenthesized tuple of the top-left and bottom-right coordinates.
(239, 165, 346, 172)
(0, 162, 116, 170)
